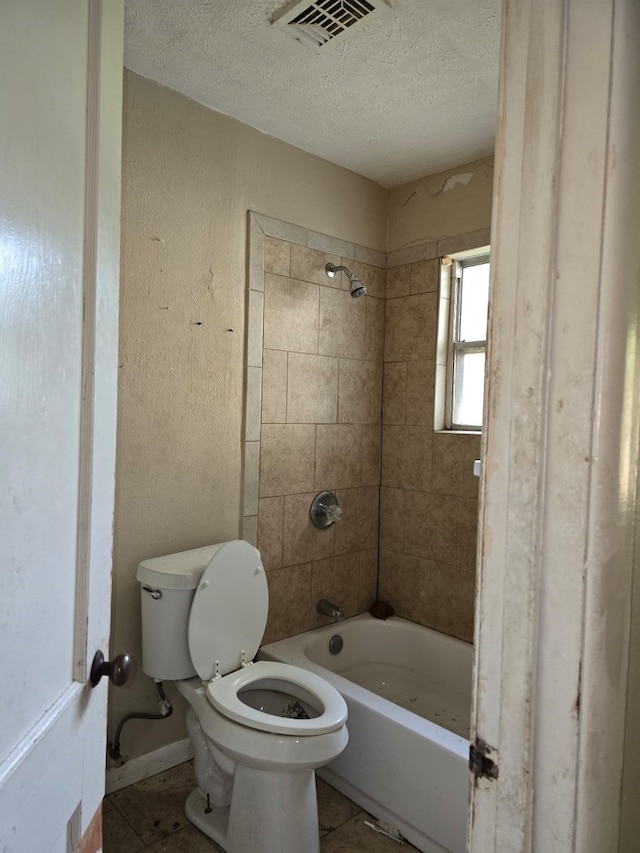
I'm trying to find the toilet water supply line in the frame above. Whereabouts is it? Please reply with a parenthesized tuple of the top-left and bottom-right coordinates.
(108, 680, 173, 762)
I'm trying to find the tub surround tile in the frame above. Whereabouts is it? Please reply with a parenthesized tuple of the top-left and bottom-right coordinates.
(264, 236, 291, 276)
(242, 441, 260, 516)
(282, 492, 335, 565)
(246, 290, 264, 368)
(386, 264, 411, 299)
(259, 424, 315, 497)
(364, 297, 385, 362)
(263, 562, 313, 644)
(338, 359, 382, 425)
(315, 424, 362, 490)
(360, 424, 381, 486)
(253, 213, 307, 246)
(263, 274, 319, 354)
(406, 360, 433, 426)
(358, 548, 379, 612)
(431, 432, 481, 499)
(386, 241, 438, 269)
(244, 366, 262, 442)
(311, 553, 360, 626)
(261, 349, 288, 423)
(319, 286, 367, 360)
(257, 496, 284, 570)
(384, 292, 437, 363)
(437, 226, 490, 258)
(381, 425, 432, 491)
(333, 486, 379, 555)
(287, 352, 339, 424)
(291, 244, 343, 288)
(307, 230, 355, 260)
(248, 213, 265, 293)
(382, 361, 407, 424)
(410, 259, 439, 294)
(379, 487, 405, 552)
(354, 244, 387, 269)
(241, 514, 258, 547)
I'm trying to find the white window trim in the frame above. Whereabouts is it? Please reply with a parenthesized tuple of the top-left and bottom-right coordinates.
(434, 245, 490, 433)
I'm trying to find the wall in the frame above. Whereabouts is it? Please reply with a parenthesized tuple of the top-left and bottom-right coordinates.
(243, 215, 385, 643)
(378, 162, 493, 643)
(111, 71, 387, 765)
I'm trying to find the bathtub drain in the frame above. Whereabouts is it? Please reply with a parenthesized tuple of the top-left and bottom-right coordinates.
(329, 634, 343, 655)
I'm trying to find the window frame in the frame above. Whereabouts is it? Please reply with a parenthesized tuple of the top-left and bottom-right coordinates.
(444, 250, 490, 432)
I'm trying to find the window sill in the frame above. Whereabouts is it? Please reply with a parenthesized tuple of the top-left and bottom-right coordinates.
(434, 428, 482, 435)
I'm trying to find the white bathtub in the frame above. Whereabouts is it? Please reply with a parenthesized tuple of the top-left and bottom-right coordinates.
(259, 614, 471, 853)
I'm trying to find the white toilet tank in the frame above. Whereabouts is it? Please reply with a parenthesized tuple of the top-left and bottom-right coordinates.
(136, 544, 224, 680)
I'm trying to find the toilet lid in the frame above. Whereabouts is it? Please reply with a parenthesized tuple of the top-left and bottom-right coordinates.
(188, 540, 268, 681)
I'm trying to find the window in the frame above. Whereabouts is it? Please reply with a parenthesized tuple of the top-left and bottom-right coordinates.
(445, 252, 490, 431)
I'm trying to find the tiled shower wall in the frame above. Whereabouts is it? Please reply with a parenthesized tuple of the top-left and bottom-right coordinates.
(243, 213, 386, 644)
(244, 214, 487, 646)
(378, 233, 488, 643)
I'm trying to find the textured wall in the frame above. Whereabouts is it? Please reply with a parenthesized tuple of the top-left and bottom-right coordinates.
(110, 71, 387, 763)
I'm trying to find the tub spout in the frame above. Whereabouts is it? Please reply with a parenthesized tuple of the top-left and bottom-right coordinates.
(317, 599, 345, 622)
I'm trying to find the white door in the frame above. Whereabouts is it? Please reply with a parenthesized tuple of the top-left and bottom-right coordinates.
(469, 0, 640, 850)
(0, 2, 124, 850)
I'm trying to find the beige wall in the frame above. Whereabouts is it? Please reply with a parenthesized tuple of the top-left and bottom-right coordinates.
(386, 157, 494, 251)
(110, 71, 387, 762)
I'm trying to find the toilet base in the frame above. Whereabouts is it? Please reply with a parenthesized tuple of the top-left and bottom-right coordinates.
(185, 765, 321, 853)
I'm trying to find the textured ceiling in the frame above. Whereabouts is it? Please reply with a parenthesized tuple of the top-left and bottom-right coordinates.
(124, 0, 501, 188)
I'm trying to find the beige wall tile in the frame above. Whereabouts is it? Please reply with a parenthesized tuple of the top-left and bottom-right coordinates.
(355, 245, 386, 268)
(291, 244, 342, 287)
(378, 548, 432, 624)
(381, 425, 432, 490)
(311, 553, 360, 626)
(307, 231, 355, 260)
(315, 424, 362, 489)
(264, 237, 291, 276)
(365, 297, 385, 362)
(263, 273, 319, 354)
(382, 361, 407, 425)
(282, 492, 335, 565)
(405, 359, 434, 426)
(358, 548, 378, 612)
(262, 349, 288, 423)
(410, 259, 440, 294)
(379, 487, 405, 551)
(459, 526, 478, 572)
(319, 287, 366, 360)
(422, 564, 476, 643)
(404, 490, 460, 565)
(243, 440, 260, 516)
(247, 289, 264, 368)
(384, 292, 437, 362)
(254, 213, 307, 246)
(338, 359, 382, 424)
(287, 352, 339, 424)
(386, 264, 411, 299)
(263, 562, 312, 645)
(242, 515, 258, 547)
(459, 497, 479, 527)
(257, 496, 284, 570)
(334, 486, 379, 555)
(259, 423, 315, 497)
(431, 432, 481, 498)
(360, 424, 381, 486)
(244, 365, 262, 441)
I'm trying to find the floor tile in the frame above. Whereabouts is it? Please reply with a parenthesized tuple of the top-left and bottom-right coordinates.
(142, 823, 223, 852)
(108, 763, 196, 846)
(320, 811, 419, 852)
(317, 778, 361, 836)
(102, 806, 144, 853)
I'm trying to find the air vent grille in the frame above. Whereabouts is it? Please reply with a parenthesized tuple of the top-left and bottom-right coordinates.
(272, 0, 387, 51)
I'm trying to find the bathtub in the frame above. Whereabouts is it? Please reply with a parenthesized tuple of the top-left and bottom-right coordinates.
(259, 614, 472, 853)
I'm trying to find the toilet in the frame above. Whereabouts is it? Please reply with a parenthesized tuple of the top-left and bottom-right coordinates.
(136, 539, 348, 853)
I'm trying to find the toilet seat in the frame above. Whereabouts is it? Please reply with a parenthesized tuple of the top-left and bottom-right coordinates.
(206, 660, 347, 736)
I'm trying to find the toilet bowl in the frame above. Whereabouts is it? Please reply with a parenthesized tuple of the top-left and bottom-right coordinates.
(137, 540, 348, 853)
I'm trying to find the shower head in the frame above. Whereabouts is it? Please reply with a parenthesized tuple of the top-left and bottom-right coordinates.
(325, 263, 367, 299)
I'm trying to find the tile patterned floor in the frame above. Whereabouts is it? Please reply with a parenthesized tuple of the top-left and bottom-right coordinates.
(103, 760, 419, 852)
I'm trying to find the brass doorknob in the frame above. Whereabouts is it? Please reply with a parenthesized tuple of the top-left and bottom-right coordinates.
(90, 650, 132, 688)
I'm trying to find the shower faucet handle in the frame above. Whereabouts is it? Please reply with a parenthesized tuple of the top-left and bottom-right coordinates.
(310, 491, 343, 528)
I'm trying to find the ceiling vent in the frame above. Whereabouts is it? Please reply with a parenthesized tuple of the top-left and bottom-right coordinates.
(271, 0, 389, 52)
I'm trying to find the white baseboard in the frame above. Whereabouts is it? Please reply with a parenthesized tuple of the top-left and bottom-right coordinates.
(105, 737, 194, 794)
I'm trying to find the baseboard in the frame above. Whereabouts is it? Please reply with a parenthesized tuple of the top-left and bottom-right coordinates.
(105, 737, 194, 794)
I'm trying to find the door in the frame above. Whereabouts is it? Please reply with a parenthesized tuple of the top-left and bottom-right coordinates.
(0, 1, 124, 850)
(469, 0, 640, 850)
